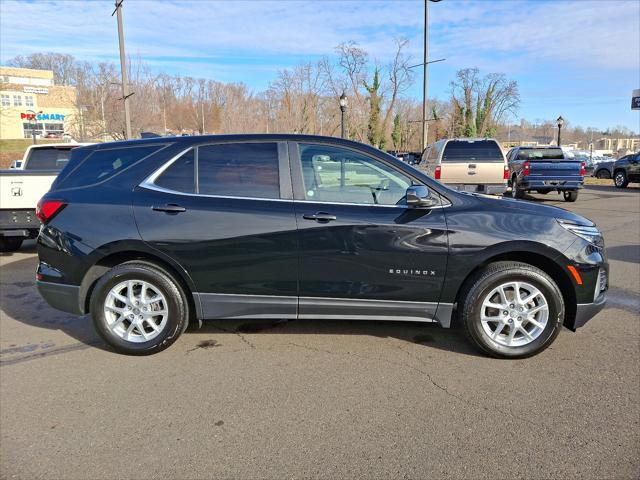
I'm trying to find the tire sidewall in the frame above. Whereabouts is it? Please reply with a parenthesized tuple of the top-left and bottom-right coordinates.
(91, 265, 186, 355)
(614, 171, 627, 188)
(465, 268, 564, 358)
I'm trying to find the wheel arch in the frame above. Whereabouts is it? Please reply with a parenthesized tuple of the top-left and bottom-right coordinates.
(79, 248, 200, 326)
(452, 250, 577, 330)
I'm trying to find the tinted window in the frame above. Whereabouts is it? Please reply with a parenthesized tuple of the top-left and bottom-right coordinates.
(57, 145, 163, 189)
(299, 144, 411, 205)
(442, 140, 503, 162)
(517, 148, 565, 160)
(154, 150, 195, 193)
(197, 143, 280, 198)
(24, 147, 74, 170)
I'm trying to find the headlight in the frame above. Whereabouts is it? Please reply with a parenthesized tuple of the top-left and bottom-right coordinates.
(557, 219, 604, 247)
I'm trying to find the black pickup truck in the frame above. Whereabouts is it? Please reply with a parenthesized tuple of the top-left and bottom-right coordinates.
(506, 146, 584, 201)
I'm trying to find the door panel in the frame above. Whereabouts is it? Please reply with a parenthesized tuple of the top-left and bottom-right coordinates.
(295, 201, 448, 304)
(134, 189, 298, 297)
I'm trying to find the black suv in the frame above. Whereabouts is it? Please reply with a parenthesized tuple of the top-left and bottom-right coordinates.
(36, 135, 607, 358)
(612, 152, 640, 188)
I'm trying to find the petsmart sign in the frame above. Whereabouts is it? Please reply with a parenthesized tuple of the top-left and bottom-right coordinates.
(20, 112, 66, 121)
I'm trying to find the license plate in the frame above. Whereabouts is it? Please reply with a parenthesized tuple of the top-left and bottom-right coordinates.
(463, 185, 477, 192)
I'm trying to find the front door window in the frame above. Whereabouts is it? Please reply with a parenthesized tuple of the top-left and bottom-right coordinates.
(298, 144, 411, 205)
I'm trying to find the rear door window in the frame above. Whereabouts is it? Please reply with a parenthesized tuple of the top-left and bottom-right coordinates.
(56, 144, 164, 189)
(442, 141, 503, 162)
(197, 143, 280, 198)
(24, 147, 74, 170)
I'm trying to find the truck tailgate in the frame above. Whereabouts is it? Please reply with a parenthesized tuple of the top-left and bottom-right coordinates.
(441, 161, 505, 184)
(528, 161, 582, 177)
(0, 171, 58, 210)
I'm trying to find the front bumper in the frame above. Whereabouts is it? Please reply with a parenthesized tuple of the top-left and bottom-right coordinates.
(570, 293, 606, 331)
(37, 280, 83, 315)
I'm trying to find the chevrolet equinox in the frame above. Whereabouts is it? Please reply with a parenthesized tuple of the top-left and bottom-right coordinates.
(35, 135, 608, 358)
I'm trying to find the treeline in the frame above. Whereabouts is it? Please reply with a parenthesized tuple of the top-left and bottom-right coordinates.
(7, 48, 632, 150)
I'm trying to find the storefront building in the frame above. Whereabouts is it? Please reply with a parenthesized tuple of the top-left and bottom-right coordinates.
(0, 66, 79, 140)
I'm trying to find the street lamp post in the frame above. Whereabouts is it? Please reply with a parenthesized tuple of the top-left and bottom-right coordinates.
(339, 92, 348, 139)
(556, 115, 564, 146)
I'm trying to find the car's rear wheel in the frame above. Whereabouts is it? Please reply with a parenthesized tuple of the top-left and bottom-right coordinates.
(459, 261, 564, 358)
(596, 169, 610, 179)
(0, 236, 23, 252)
(512, 174, 525, 199)
(614, 170, 628, 188)
(563, 190, 578, 202)
(90, 262, 189, 355)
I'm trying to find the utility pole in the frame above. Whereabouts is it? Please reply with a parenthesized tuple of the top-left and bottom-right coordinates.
(201, 102, 205, 134)
(422, 0, 429, 153)
(113, 0, 132, 139)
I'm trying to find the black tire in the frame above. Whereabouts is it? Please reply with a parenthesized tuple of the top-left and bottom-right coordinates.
(459, 261, 564, 359)
(614, 170, 629, 188)
(563, 190, 578, 202)
(90, 262, 189, 355)
(512, 174, 525, 199)
(596, 169, 610, 179)
(0, 236, 23, 252)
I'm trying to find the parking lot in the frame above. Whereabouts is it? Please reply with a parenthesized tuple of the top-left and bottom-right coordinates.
(0, 185, 638, 479)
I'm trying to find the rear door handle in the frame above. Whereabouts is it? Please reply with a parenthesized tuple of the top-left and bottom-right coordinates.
(152, 204, 186, 213)
(303, 212, 337, 222)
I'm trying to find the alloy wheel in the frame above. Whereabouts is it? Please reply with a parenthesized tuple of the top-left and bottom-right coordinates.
(103, 280, 168, 343)
(480, 281, 549, 347)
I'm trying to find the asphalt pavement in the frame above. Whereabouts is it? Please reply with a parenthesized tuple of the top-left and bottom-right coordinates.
(1, 185, 639, 479)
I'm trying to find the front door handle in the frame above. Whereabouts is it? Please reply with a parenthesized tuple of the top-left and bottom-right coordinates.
(152, 204, 186, 213)
(303, 212, 337, 222)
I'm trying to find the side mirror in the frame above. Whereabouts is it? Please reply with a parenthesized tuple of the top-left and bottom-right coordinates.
(406, 185, 439, 208)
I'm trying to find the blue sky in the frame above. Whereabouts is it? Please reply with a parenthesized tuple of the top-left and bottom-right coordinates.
(1, 0, 639, 132)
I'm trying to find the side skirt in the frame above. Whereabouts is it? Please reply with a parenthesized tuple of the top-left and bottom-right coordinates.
(193, 293, 454, 327)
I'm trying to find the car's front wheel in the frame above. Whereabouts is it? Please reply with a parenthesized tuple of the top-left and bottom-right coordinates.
(459, 261, 564, 358)
(90, 262, 189, 355)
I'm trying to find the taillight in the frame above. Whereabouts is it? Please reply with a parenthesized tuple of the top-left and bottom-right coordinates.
(580, 161, 586, 176)
(36, 198, 66, 223)
(434, 165, 441, 180)
(503, 165, 509, 180)
(523, 161, 530, 176)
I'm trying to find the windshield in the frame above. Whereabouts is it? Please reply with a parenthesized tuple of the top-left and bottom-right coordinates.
(442, 140, 503, 162)
(25, 147, 74, 170)
(517, 148, 564, 160)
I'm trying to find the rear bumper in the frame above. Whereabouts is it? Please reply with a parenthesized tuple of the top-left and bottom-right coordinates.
(37, 280, 83, 315)
(520, 178, 583, 191)
(448, 183, 507, 195)
(0, 209, 39, 237)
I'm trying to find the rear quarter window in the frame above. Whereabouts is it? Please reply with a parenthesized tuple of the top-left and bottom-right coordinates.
(55, 144, 164, 189)
(442, 140, 503, 162)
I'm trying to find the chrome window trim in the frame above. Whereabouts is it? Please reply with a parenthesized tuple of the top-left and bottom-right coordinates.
(139, 147, 450, 209)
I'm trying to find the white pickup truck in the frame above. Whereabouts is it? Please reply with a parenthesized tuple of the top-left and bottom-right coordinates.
(0, 143, 89, 251)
